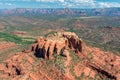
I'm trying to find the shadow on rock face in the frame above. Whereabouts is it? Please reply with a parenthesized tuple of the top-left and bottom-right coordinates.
(32, 32, 83, 59)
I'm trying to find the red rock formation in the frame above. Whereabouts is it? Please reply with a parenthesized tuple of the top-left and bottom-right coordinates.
(0, 32, 120, 80)
(0, 52, 52, 80)
(32, 32, 83, 59)
(83, 46, 120, 80)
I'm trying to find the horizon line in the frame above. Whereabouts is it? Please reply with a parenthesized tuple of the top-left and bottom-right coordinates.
(0, 7, 120, 10)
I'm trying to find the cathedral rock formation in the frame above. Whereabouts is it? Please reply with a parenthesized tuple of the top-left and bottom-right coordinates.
(31, 32, 82, 59)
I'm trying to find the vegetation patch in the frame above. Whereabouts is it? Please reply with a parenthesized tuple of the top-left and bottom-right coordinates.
(54, 54, 66, 74)
(0, 32, 34, 45)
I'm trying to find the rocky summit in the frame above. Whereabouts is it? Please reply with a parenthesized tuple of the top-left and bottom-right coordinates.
(31, 32, 82, 59)
(0, 32, 120, 80)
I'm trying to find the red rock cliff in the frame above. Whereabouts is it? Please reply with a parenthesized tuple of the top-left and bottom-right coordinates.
(31, 32, 82, 59)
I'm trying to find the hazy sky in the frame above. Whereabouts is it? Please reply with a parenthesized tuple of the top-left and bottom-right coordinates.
(0, 0, 120, 9)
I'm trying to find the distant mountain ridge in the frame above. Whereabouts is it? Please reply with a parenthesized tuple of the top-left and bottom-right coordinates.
(0, 8, 120, 16)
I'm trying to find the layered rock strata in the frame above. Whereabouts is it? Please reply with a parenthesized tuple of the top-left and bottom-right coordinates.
(31, 32, 82, 59)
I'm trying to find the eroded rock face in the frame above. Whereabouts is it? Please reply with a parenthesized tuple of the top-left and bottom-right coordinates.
(0, 52, 52, 80)
(84, 46, 120, 80)
(32, 32, 83, 59)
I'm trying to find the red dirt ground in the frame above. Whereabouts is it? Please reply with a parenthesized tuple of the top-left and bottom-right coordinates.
(0, 42, 16, 52)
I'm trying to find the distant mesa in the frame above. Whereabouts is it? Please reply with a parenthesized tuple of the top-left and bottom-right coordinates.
(0, 8, 120, 16)
(13, 30, 27, 35)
